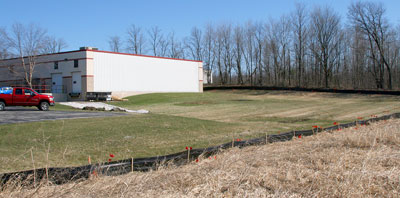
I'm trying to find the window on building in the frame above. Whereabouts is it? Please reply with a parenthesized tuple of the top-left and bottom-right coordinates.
(15, 88, 22, 95)
(74, 60, 79, 68)
(54, 61, 59, 70)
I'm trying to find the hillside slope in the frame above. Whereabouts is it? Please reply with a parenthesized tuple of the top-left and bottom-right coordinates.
(2, 120, 400, 198)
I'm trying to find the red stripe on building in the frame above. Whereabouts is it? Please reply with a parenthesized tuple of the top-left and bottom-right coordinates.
(81, 75, 94, 77)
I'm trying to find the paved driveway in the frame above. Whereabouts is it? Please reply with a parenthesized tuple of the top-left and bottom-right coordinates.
(0, 107, 128, 125)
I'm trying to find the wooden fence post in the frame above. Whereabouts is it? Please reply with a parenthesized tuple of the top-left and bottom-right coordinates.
(187, 149, 190, 163)
(131, 158, 134, 173)
(30, 148, 36, 187)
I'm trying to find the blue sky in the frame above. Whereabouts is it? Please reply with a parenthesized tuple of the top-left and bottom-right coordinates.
(1, 0, 399, 51)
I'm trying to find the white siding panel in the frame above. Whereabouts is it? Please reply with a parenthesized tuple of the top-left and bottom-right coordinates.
(93, 52, 200, 92)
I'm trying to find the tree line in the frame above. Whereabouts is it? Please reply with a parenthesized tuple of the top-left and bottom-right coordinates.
(107, 1, 400, 90)
(1, 1, 399, 90)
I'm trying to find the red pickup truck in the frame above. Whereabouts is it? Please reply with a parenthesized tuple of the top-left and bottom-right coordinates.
(0, 87, 55, 111)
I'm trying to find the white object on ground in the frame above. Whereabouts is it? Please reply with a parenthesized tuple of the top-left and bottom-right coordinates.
(59, 102, 149, 114)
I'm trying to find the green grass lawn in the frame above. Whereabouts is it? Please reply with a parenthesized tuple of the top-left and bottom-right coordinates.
(0, 90, 399, 173)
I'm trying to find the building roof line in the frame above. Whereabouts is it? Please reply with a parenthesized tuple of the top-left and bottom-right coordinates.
(86, 49, 202, 63)
(0, 49, 203, 63)
(0, 50, 83, 62)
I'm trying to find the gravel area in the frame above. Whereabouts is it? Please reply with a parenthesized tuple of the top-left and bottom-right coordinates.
(0, 107, 128, 125)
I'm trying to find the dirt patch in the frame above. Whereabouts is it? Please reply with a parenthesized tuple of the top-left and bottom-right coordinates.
(175, 100, 216, 106)
(249, 91, 270, 96)
(82, 106, 105, 111)
(243, 115, 311, 123)
(336, 105, 397, 120)
(276, 117, 311, 123)
(267, 107, 318, 118)
(230, 99, 255, 102)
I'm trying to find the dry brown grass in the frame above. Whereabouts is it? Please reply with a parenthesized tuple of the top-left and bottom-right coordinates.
(2, 119, 400, 198)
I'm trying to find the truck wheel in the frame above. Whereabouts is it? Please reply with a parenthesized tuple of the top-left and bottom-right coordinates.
(0, 101, 5, 111)
(39, 101, 50, 111)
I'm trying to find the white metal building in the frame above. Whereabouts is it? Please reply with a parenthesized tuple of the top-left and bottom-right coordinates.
(0, 47, 203, 101)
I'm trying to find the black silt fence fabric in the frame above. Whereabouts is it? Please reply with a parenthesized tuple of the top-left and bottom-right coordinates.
(1, 112, 400, 187)
(204, 86, 400, 96)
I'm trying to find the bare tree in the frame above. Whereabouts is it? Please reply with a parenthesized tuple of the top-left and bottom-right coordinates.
(41, 36, 67, 54)
(214, 25, 226, 84)
(127, 24, 146, 54)
(233, 25, 244, 84)
(185, 27, 203, 61)
(310, 6, 341, 88)
(349, 26, 369, 89)
(266, 21, 278, 85)
(243, 21, 256, 85)
(266, 17, 291, 86)
(158, 36, 169, 57)
(348, 1, 393, 89)
(291, 2, 308, 87)
(203, 23, 215, 84)
(0, 23, 47, 88)
(0, 27, 11, 59)
(108, 35, 122, 52)
(253, 22, 265, 85)
(279, 16, 292, 86)
(220, 24, 233, 83)
(148, 26, 162, 56)
(168, 32, 184, 58)
(393, 26, 400, 88)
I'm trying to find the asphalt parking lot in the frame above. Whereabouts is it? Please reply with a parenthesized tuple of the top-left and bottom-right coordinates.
(0, 107, 128, 125)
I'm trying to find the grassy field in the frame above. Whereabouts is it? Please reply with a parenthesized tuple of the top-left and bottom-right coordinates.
(0, 90, 399, 173)
(113, 90, 400, 132)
